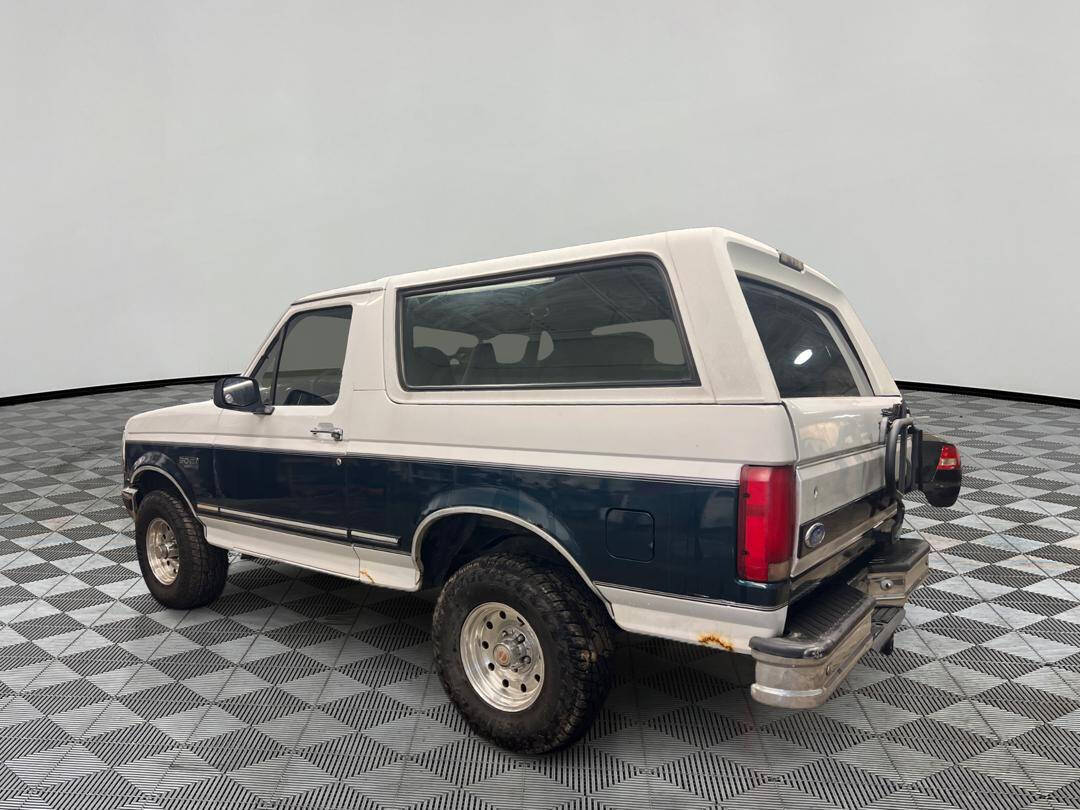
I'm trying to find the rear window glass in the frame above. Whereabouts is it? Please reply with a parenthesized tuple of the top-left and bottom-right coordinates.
(739, 280, 871, 398)
(400, 261, 695, 388)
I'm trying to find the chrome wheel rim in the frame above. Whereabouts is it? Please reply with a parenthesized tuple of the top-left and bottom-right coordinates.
(146, 517, 180, 585)
(459, 601, 545, 712)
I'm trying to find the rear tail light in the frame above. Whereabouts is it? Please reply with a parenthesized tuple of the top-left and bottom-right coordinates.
(737, 465, 796, 582)
(937, 443, 961, 471)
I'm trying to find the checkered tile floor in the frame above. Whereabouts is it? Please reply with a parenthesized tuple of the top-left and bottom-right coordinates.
(2, 384, 1080, 809)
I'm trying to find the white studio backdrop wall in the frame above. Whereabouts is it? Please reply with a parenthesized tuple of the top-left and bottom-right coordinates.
(2, 1, 1079, 400)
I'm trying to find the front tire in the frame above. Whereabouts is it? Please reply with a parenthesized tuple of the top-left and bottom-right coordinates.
(135, 489, 228, 609)
(432, 553, 614, 753)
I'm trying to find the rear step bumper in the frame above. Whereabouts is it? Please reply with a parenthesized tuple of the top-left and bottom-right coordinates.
(748, 536, 929, 709)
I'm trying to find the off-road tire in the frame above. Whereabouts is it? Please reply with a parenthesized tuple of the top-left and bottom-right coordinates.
(433, 553, 615, 753)
(135, 489, 228, 609)
(926, 489, 958, 508)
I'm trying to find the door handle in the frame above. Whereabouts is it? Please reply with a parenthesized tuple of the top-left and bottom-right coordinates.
(311, 424, 343, 441)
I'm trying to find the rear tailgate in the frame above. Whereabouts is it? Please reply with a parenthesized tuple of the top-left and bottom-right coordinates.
(733, 258, 901, 580)
(786, 398, 895, 575)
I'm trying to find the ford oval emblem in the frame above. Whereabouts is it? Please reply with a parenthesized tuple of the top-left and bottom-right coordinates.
(805, 522, 827, 548)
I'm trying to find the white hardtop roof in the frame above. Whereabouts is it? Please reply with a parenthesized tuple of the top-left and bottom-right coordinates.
(292, 227, 825, 305)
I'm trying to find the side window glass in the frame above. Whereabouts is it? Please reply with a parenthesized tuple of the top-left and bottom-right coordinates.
(272, 306, 353, 406)
(400, 262, 695, 388)
(250, 333, 282, 404)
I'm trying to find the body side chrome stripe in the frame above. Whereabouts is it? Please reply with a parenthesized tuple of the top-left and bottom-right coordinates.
(198, 505, 400, 547)
(206, 503, 765, 623)
(215, 507, 350, 538)
(199, 500, 804, 633)
(349, 528, 401, 546)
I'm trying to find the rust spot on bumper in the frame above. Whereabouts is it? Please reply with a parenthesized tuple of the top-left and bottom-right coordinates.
(698, 633, 734, 651)
(358, 569, 375, 584)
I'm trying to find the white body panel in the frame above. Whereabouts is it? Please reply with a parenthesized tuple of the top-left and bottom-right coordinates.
(201, 515, 419, 590)
(785, 397, 893, 521)
(345, 394, 795, 480)
(125, 400, 221, 440)
(599, 585, 786, 654)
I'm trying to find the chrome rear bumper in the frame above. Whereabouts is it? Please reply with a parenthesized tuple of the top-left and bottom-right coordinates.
(749, 536, 928, 709)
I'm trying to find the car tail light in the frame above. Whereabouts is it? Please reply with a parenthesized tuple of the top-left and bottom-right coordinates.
(937, 443, 961, 471)
(737, 465, 796, 582)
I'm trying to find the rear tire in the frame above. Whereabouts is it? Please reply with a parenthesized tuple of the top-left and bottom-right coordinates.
(135, 489, 228, 609)
(432, 553, 615, 754)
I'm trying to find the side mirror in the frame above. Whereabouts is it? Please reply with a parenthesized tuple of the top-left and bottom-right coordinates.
(213, 376, 273, 414)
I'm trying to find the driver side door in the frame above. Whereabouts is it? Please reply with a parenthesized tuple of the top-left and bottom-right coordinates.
(206, 305, 355, 571)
